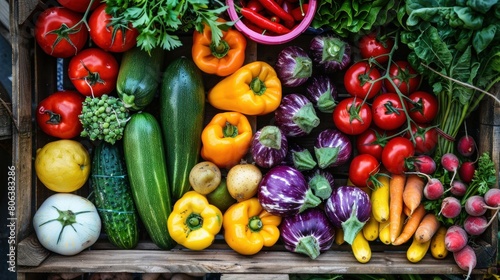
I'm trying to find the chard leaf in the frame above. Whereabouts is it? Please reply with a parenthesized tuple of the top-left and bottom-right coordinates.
(453, 6, 484, 29)
(467, 0, 498, 14)
(414, 26, 453, 69)
(473, 24, 497, 53)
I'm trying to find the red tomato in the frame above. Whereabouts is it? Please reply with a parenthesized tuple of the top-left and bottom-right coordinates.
(34, 7, 89, 58)
(371, 92, 407, 131)
(333, 97, 372, 135)
(407, 91, 438, 124)
(381, 136, 415, 174)
(344, 61, 383, 100)
(406, 123, 438, 155)
(359, 33, 393, 64)
(383, 61, 421, 95)
(36, 91, 85, 139)
(356, 127, 390, 161)
(68, 48, 119, 97)
(89, 4, 139, 52)
(349, 153, 380, 188)
(57, 0, 100, 13)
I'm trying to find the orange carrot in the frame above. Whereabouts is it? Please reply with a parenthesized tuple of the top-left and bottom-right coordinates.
(414, 213, 440, 244)
(392, 204, 426, 246)
(403, 205, 411, 217)
(389, 174, 406, 244)
(403, 174, 425, 215)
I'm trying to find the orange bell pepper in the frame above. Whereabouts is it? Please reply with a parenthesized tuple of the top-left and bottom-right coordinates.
(200, 112, 253, 169)
(192, 22, 247, 77)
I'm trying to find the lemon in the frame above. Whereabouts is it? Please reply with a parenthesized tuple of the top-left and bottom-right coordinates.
(35, 140, 91, 192)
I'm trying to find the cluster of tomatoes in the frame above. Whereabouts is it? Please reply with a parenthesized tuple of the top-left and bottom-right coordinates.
(331, 34, 440, 187)
(33, 0, 138, 139)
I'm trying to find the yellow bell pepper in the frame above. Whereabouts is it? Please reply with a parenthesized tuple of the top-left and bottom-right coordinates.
(200, 112, 253, 169)
(167, 191, 223, 250)
(207, 61, 282, 115)
(223, 197, 282, 255)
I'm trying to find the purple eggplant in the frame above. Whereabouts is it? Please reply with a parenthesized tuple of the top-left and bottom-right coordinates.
(314, 128, 352, 169)
(258, 165, 321, 217)
(282, 142, 317, 171)
(309, 34, 351, 74)
(275, 93, 320, 137)
(280, 208, 335, 259)
(275, 46, 313, 87)
(251, 125, 288, 169)
(305, 168, 335, 200)
(305, 75, 338, 113)
(324, 186, 371, 245)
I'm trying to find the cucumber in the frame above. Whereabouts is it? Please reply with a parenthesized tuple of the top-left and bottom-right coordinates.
(160, 57, 205, 201)
(116, 47, 165, 111)
(123, 112, 175, 249)
(91, 141, 139, 249)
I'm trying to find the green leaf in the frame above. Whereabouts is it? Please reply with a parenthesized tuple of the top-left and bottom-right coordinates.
(467, 0, 498, 14)
(453, 6, 484, 29)
(473, 24, 497, 53)
(413, 26, 453, 69)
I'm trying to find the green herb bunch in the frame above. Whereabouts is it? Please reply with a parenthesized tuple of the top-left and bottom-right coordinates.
(104, 0, 229, 52)
(79, 95, 130, 144)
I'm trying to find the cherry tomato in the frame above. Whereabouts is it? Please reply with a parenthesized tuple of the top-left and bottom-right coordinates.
(407, 91, 438, 124)
(356, 127, 391, 161)
(381, 136, 415, 174)
(57, 0, 100, 13)
(89, 4, 139, 53)
(406, 123, 438, 155)
(371, 92, 407, 131)
(68, 48, 119, 97)
(36, 91, 85, 139)
(384, 61, 421, 96)
(34, 7, 89, 58)
(333, 97, 372, 135)
(359, 33, 394, 64)
(349, 153, 380, 188)
(344, 61, 383, 100)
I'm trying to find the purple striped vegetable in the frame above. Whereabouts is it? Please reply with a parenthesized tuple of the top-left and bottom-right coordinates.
(305, 75, 338, 113)
(258, 165, 321, 217)
(275, 93, 320, 137)
(314, 128, 352, 169)
(309, 34, 351, 74)
(282, 142, 317, 171)
(280, 208, 335, 259)
(305, 168, 335, 200)
(275, 46, 313, 87)
(251, 125, 288, 169)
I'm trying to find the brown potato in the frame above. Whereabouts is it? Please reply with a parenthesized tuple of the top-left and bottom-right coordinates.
(226, 163, 262, 202)
(189, 161, 222, 195)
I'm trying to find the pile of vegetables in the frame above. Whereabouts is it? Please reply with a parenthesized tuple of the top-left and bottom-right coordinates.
(29, 0, 500, 279)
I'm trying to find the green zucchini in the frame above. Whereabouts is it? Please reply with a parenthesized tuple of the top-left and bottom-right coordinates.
(91, 141, 139, 249)
(116, 47, 165, 111)
(123, 112, 175, 249)
(160, 57, 205, 201)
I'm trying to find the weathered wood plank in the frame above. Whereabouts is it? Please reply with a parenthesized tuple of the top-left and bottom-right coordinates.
(16, 0, 37, 25)
(0, 0, 9, 30)
(221, 274, 289, 280)
(17, 234, 51, 267)
(18, 249, 490, 276)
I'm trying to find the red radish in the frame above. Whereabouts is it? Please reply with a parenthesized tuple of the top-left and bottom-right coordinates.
(457, 135, 476, 157)
(464, 215, 489, 236)
(459, 161, 476, 183)
(453, 245, 476, 280)
(405, 171, 444, 200)
(484, 188, 500, 207)
(445, 225, 468, 252)
(464, 195, 497, 216)
(439, 196, 462, 219)
(413, 155, 436, 175)
(441, 153, 460, 185)
(450, 180, 468, 197)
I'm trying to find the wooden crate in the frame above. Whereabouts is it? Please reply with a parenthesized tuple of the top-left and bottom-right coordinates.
(11, 0, 500, 279)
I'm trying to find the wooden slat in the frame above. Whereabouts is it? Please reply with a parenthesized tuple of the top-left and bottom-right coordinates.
(221, 274, 289, 280)
(17, 249, 491, 276)
(17, 234, 50, 267)
(15, 0, 37, 25)
(0, 0, 9, 30)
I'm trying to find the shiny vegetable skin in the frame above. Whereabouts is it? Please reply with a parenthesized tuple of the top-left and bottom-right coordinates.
(314, 128, 352, 169)
(123, 112, 175, 249)
(91, 141, 138, 249)
(275, 93, 320, 137)
(160, 57, 205, 201)
(251, 125, 288, 169)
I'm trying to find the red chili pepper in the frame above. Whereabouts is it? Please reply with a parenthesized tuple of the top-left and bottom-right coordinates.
(257, 0, 295, 23)
(242, 18, 266, 34)
(246, 0, 264, 12)
(240, 7, 291, 34)
(290, 3, 308, 21)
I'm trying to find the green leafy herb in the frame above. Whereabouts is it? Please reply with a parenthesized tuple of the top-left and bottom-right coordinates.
(104, 0, 230, 52)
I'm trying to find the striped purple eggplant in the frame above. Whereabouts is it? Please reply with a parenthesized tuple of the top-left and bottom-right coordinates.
(258, 165, 321, 217)
(275, 93, 320, 137)
(305, 75, 338, 113)
(314, 128, 352, 169)
(282, 142, 317, 171)
(305, 168, 335, 200)
(251, 125, 288, 169)
(324, 186, 371, 245)
(280, 208, 335, 259)
(274, 46, 313, 87)
(309, 34, 351, 74)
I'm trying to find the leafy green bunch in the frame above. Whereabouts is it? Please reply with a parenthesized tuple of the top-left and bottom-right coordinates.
(104, 0, 229, 52)
(311, 0, 399, 38)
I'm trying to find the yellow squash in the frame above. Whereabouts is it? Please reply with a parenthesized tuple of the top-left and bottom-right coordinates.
(407, 235, 431, 263)
(352, 231, 371, 263)
(371, 174, 390, 223)
(430, 226, 449, 259)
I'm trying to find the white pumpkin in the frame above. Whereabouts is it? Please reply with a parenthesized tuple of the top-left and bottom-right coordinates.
(33, 193, 101, 256)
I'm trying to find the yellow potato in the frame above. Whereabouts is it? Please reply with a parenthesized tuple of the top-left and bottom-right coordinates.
(226, 163, 262, 202)
(189, 161, 221, 195)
